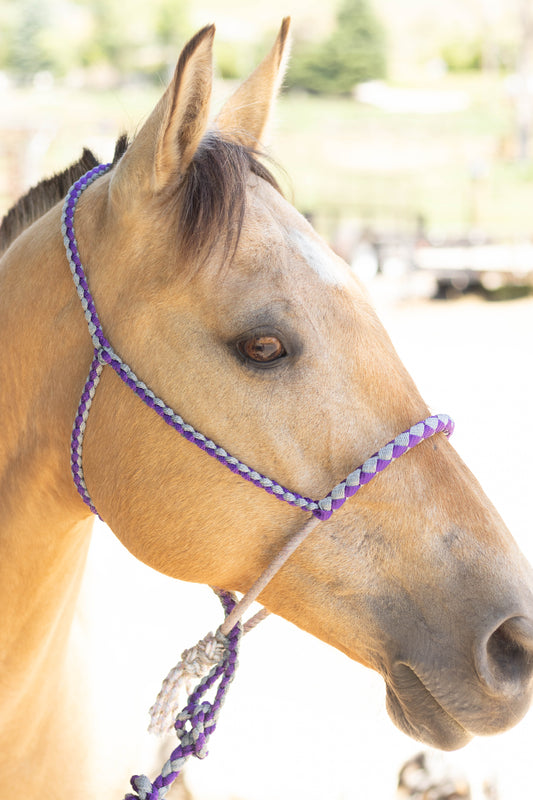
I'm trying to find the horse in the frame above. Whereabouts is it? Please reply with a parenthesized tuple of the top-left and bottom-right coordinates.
(1, 19, 533, 799)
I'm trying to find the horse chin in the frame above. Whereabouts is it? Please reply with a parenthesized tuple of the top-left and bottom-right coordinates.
(384, 666, 473, 751)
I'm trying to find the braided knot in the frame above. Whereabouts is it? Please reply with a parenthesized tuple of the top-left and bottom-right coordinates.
(126, 773, 158, 800)
(123, 591, 241, 800)
(124, 699, 215, 800)
(175, 700, 213, 760)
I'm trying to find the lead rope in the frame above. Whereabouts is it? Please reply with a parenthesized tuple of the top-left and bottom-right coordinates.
(61, 166, 455, 799)
(127, 589, 241, 800)
(138, 517, 320, 800)
(148, 516, 319, 734)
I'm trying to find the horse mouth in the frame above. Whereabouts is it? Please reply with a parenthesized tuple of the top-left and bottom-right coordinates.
(385, 664, 473, 751)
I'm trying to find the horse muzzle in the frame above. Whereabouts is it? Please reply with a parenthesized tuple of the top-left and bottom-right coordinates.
(384, 613, 533, 750)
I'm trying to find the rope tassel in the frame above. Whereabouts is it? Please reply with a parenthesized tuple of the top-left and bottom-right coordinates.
(125, 591, 242, 800)
(148, 630, 227, 736)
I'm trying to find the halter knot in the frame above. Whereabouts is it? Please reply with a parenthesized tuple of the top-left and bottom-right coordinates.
(175, 700, 214, 759)
(96, 347, 109, 366)
(127, 774, 157, 800)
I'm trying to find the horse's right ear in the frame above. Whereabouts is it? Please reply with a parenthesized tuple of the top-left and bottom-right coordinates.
(216, 18, 291, 148)
(110, 25, 215, 201)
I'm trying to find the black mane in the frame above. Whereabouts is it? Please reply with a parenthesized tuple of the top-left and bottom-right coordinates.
(0, 136, 128, 254)
(0, 132, 281, 265)
(176, 133, 281, 265)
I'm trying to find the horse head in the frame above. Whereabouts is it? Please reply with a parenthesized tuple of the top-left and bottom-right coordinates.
(25, 22, 533, 754)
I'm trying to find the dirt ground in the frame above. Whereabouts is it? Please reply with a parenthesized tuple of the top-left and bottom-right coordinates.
(81, 286, 533, 800)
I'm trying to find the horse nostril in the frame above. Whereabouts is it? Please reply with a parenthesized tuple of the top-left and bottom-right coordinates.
(485, 616, 533, 690)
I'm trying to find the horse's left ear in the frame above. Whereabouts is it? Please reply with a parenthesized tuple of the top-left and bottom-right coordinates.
(110, 25, 215, 200)
(216, 18, 291, 148)
(154, 24, 215, 191)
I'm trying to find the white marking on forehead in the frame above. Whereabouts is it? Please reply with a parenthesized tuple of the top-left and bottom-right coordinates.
(290, 228, 348, 286)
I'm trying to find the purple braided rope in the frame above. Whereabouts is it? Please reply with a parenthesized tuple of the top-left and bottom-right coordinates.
(317, 413, 454, 519)
(71, 350, 103, 517)
(62, 164, 454, 522)
(124, 591, 241, 800)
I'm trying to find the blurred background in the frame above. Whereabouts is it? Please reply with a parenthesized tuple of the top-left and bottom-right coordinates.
(2, 2, 533, 799)
(4, 0, 533, 296)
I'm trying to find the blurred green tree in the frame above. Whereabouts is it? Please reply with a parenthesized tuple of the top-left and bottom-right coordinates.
(287, 0, 387, 94)
(154, 0, 189, 48)
(440, 38, 485, 72)
(1, 0, 190, 82)
(76, 0, 189, 75)
(4, 0, 53, 80)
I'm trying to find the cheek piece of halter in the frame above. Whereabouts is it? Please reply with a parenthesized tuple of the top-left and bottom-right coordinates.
(62, 164, 454, 800)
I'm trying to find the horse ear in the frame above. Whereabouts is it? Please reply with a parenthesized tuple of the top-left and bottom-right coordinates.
(110, 25, 215, 199)
(215, 18, 291, 148)
(154, 25, 215, 191)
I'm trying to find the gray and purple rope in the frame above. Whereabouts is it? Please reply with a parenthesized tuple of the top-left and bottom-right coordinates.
(62, 165, 454, 521)
(62, 164, 455, 799)
(126, 590, 241, 800)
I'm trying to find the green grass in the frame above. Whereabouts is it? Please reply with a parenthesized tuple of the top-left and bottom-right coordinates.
(272, 75, 532, 238)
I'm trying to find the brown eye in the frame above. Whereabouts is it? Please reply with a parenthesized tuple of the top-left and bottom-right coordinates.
(238, 335, 286, 363)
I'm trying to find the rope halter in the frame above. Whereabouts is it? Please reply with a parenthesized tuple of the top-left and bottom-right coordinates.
(62, 164, 454, 800)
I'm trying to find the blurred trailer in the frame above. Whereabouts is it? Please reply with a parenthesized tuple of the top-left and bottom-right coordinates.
(414, 240, 533, 295)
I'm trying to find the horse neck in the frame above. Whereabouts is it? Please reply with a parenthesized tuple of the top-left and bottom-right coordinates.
(0, 201, 95, 775)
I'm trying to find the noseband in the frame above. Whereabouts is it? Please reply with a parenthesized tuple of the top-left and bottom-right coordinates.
(62, 164, 454, 800)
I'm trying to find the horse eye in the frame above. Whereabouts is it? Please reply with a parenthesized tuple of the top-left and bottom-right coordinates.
(238, 335, 286, 363)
